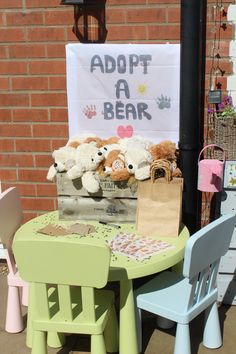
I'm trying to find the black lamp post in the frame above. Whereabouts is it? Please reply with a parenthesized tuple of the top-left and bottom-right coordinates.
(60, 0, 107, 43)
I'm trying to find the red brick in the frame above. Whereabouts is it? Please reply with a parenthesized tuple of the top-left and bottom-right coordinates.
(12, 77, 49, 90)
(127, 8, 166, 23)
(9, 44, 46, 58)
(25, 0, 59, 8)
(0, 28, 25, 42)
(50, 108, 68, 122)
(32, 124, 68, 138)
(13, 183, 37, 197)
(0, 123, 31, 137)
(51, 139, 68, 150)
(27, 27, 65, 42)
(0, 0, 23, 9)
(107, 25, 147, 41)
(35, 154, 53, 168)
(15, 139, 51, 152)
(107, 9, 126, 24)
(31, 93, 67, 107)
(0, 169, 17, 181)
(0, 94, 29, 107)
(12, 109, 49, 122)
(0, 109, 12, 122)
(109, 0, 146, 4)
(0, 139, 14, 151)
(205, 59, 232, 75)
(0, 154, 34, 167)
(44, 10, 73, 25)
(0, 61, 27, 75)
(148, 0, 179, 3)
(23, 212, 39, 222)
(19, 169, 49, 183)
(0, 45, 8, 58)
(168, 7, 180, 22)
(148, 25, 180, 40)
(21, 196, 55, 210)
(6, 11, 43, 26)
(36, 183, 57, 197)
(46, 44, 66, 58)
(49, 76, 66, 90)
(207, 24, 233, 40)
(0, 78, 9, 90)
(29, 60, 66, 75)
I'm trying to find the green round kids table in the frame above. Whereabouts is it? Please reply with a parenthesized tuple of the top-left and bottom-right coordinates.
(13, 211, 189, 354)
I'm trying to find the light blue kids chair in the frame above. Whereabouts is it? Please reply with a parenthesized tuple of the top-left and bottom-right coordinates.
(135, 214, 236, 354)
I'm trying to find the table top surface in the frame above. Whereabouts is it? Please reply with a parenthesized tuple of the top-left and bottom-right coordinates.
(13, 211, 189, 281)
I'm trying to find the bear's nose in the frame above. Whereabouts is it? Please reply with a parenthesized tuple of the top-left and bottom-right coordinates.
(128, 164, 133, 169)
(54, 163, 58, 168)
(98, 151, 102, 156)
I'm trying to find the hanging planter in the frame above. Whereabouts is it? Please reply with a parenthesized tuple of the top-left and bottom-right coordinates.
(208, 95, 236, 160)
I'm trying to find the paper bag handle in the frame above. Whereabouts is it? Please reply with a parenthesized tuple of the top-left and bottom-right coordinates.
(150, 159, 172, 183)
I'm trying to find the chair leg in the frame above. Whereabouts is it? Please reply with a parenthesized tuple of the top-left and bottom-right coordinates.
(203, 302, 222, 349)
(22, 284, 29, 307)
(104, 305, 119, 353)
(32, 330, 47, 354)
(174, 323, 191, 354)
(91, 334, 106, 354)
(157, 315, 175, 329)
(5, 285, 24, 333)
(47, 331, 66, 348)
(135, 307, 142, 354)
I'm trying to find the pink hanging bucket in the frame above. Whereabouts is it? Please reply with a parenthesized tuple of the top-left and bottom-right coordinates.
(197, 144, 225, 192)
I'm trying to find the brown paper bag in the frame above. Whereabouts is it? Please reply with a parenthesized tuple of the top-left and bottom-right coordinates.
(136, 159, 183, 237)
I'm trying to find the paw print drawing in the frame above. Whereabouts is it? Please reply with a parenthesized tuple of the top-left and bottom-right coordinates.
(83, 105, 97, 119)
(156, 95, 171, 109)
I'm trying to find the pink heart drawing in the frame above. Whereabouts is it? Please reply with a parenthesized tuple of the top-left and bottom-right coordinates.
(117, 125, 134, 138)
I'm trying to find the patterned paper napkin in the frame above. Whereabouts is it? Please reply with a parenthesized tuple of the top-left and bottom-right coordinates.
(108, 232, 175, 260)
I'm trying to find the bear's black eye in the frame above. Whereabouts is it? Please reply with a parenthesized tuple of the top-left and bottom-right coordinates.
(98, 151, 102, 156)
(54, 163, 58, 168)
(128, 164, 133, 169)
(91, 158, 94, 162)
(104, 147, 107, 151)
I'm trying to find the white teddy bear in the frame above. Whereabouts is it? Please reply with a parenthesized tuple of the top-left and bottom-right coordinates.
(47, 146, 77, 181)
(124, 148, 153, 180)
(67, 142, 104, 193)
(119, 136, 153, 153)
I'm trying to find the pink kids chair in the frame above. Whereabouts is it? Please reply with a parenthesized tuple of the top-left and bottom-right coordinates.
(0, 187, 28, 333)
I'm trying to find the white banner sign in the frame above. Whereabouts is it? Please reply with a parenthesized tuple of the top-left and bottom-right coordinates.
(66, 43, 180, 143)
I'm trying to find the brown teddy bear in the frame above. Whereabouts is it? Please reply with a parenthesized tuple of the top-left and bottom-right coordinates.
(103, 149, 131, 181)
(149, 140, 182, 177)
(149, 140, 177, 161)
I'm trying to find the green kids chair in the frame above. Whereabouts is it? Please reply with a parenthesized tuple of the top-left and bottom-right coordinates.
(135, 214, 236, 354)
(13, 238, 119, 354)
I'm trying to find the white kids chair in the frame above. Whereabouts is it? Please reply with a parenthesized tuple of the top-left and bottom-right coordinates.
(135, 214, 236, 354)
(0, 187, 28, 333)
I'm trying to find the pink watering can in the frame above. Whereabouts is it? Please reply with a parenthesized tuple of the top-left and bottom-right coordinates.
(197, 144, 225, 192)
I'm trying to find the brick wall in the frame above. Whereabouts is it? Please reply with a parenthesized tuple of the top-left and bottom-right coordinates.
(0, 0, 234, 221)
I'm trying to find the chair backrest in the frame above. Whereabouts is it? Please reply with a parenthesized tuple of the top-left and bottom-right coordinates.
(182, 214, 236, 309)
(13, 239, 111, 322)
(0, 187, 23, 248)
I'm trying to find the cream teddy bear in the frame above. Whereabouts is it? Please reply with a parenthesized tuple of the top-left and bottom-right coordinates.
(124, 148, 153, 180)
(66, 142, 104, 193)
(47, 146, 77, 181)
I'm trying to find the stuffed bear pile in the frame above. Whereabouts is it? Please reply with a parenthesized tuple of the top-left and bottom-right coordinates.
(47, 134, 182, 194)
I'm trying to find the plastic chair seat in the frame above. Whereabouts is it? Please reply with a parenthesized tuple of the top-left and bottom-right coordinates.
(136, 271, 217, 324)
